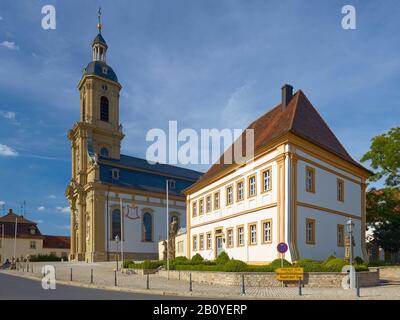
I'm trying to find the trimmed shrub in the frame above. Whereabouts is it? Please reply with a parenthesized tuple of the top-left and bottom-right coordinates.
(269, 258, 292, 270)
(191, 253, 204, 264)
(247, 265, 274, 272)
(323, 258, 348, 272)
(30, 254, 61, 262)
(295, 259, 326, 272)
(123, 260, 131, 268)
(224, 260, 248, 272)
(216, 251, 230, 265)
(324, 255, 337, 264)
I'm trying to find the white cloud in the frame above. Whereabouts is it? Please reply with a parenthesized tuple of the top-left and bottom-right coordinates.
(56, 206, 69, 214)
(0, 201, 5, 206)
(37, 206, 45, 211)
(0, 111, 16, 120)
(0, 17, 3, 21)
(0, 144, 18, 157)
(56, 225, 70, 230)
(48, 194, 57, 199)
(37, 220, 44, 224)
(0, 41, 19, 50)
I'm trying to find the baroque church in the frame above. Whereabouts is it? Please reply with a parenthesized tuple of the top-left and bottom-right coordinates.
(65, 14, 202, 262)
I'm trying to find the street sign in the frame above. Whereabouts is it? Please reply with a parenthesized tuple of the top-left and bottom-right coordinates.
(277, 242, 288, 254)
(276, 268, 304, 281)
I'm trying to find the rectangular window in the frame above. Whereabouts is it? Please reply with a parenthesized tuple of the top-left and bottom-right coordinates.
(306, 167, 315, 193)
(199, 234, 204, 250)
(226, 185, 233, 205)
(199, 199, 204, 215)
(337, 178, 344, 202)
(214, 192, 220, 210)
(262, 219, 272, 243)
(236, 180, 244, 201)
(337, 224, 344, 247)
(262, 168, 272, 192)
(306, 218, 316, 244)
(237, 226, 244, 246)
(206, 195, 212, 213)
(248, 175, 256, 197)
(248, 223, 257, 245)
(30, 241, 36, 249)
(206, 232, 212, 250)
(226, 228, 234, 248)
(192, 235, 198, 251)
(192, 201, 197, 217)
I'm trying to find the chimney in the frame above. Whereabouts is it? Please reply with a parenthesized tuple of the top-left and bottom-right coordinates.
(281, 84, 293, 110)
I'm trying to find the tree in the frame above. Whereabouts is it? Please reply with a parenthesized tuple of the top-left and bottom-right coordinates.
(366, 188, 400, 262)
(361, 127, 400, 187)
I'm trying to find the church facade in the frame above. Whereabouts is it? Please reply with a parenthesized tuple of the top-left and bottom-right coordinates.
(65, 18, 202, 262)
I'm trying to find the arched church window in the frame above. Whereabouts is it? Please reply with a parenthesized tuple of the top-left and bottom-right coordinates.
(100, 147, 109, 157)
(100, 96, 109, 122)
(142, 212, 153, 242)
(111, 208, 121, 240)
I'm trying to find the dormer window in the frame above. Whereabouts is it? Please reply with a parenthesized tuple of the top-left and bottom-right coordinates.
(102, 67, 108, 74)
(168, 179, 176, 189)
(29, 228, 36, 235)
(111, 168, 119, 180)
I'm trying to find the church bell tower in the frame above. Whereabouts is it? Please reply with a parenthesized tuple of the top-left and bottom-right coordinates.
(66, 9, 124, 261)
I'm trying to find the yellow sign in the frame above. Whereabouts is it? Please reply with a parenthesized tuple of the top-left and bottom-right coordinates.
(276, 268, 304, 281)
(276, 268, 304, 274)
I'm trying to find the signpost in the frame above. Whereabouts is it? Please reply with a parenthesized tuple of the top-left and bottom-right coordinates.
(277, 242, 288, 268)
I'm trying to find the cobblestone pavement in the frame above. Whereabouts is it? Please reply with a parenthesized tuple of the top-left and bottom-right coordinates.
(3, 261, 400, 300)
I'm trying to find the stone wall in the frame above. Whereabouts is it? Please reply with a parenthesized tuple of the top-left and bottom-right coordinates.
(158, 269, 380, 288)
(370, 267, 400, 280)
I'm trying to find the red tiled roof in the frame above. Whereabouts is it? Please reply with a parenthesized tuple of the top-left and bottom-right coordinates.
(188, 90, 370, 190)
(43, 235, 70, 249)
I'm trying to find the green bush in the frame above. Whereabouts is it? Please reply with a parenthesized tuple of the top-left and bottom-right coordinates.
(29, 254, 62, 262)
(191, 253, 204, 263)
(128, 260, 164, 269)
(324, 255, 337, 264)
(355, 264, 369, 272)
(323, 258, 348, 272)
(269, 258, 292, 270)
(294, 259, 326, 272)
(224, 260, 248, 272)
(216, 251, 230, 265)
(354, 256, 364, 265)
(123, 260, 131, 268)
(247, 265, 274, 272)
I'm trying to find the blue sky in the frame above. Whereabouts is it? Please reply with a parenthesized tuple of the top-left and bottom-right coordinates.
(0, 0, 398, 235)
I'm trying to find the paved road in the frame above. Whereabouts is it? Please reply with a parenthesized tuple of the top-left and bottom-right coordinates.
(0, 273, 187, 300)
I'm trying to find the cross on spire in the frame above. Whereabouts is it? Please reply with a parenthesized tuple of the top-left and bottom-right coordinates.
(97, 7, 102, 34)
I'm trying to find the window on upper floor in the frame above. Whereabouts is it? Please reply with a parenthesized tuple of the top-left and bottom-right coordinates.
(226, 185, 233, 205)
(337, 178, 344, 202)
(206, 195, 211, 213)
(262, 168, 272, 192)
(100, 96, 109, 122)
(199, 199, 204, 215)
(168, 179, 176, 189)
(192, 201, 197, 217)
(236, 181, 244, 202)
(306, 167, 316, 193)
(214, 192, 220, 210)
(248, 175, 257, 198)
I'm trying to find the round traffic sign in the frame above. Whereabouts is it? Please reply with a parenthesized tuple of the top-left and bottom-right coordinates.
(277, 242, 288, 254)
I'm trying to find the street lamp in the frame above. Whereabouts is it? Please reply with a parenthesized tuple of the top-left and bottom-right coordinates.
(115, 235, 120, 271)
(346, 218, 355, 289)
